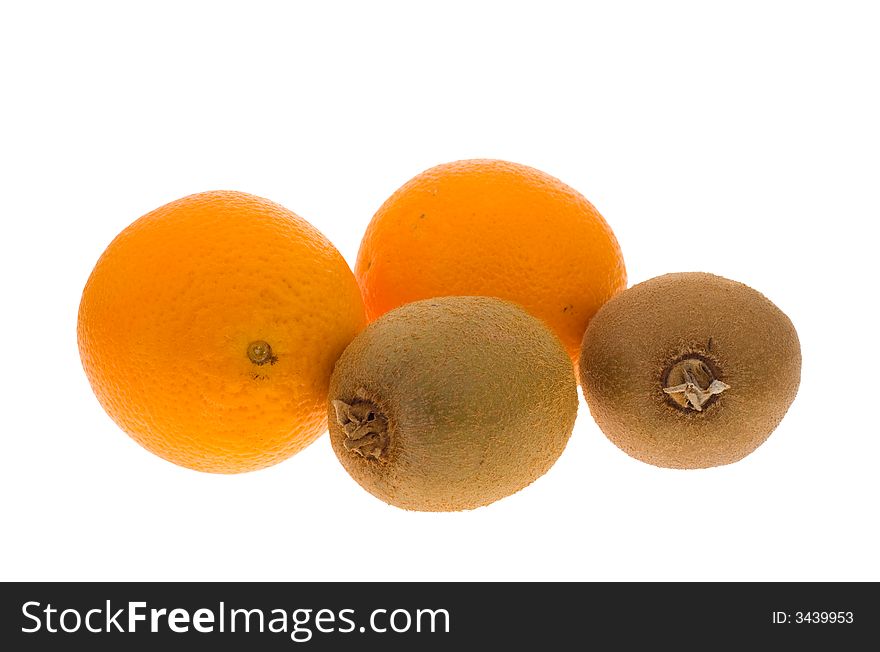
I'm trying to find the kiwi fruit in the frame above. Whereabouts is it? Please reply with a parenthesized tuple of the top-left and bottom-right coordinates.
(579, 272, 800, 469)
(328, 296, 578, 511)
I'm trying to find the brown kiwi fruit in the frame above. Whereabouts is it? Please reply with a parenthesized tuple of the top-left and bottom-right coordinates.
(579, 272, 801, 469)
(328, 296, 578, 511)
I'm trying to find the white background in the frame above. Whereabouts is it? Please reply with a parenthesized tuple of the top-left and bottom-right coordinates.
(1, 1, 878, 581)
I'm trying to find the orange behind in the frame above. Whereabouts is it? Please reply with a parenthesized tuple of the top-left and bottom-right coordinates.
(77, 191, 365, 473)
(356, 160, 627, 361)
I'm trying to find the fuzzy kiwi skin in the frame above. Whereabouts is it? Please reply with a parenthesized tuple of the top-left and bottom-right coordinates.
(328, 296, 578, 511)
(579, 272, 801, 469)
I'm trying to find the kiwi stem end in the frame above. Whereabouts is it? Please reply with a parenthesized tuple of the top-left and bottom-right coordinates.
(663, 357, 729, 412)
(332, 399, 389, 460)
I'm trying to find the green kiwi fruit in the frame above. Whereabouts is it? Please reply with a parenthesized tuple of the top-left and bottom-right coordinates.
(579, 272, 801, 469)
(328, 296, 578, 511)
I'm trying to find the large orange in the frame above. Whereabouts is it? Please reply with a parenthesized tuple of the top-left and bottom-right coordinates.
(78, 191, 365, 473)
(356, 160, 627, 361)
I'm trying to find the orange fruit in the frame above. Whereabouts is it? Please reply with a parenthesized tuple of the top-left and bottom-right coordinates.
(356, 159, 627, 361)
(78, 191, 365, 473)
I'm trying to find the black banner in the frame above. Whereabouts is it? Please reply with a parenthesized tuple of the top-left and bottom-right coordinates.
(0, 582, 875, 649)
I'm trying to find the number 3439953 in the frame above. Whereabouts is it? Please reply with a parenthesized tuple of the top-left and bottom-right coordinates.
(772, 611, 854, 624)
